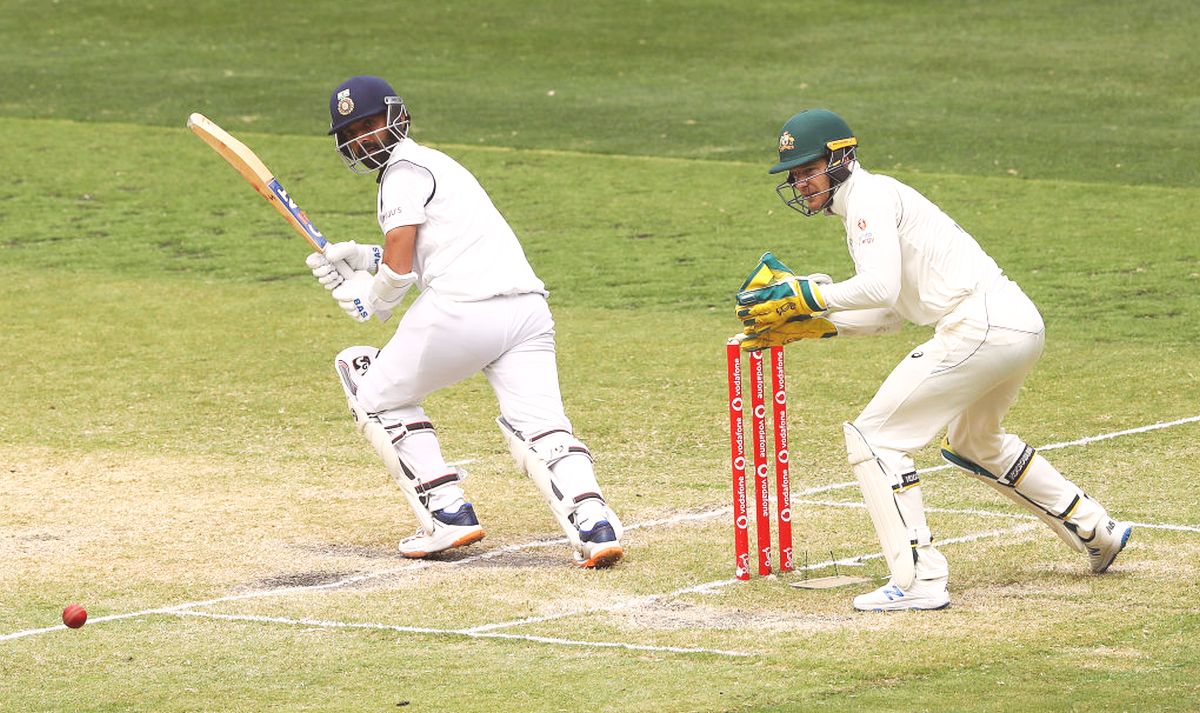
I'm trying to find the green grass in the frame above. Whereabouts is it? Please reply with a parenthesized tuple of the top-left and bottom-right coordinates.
(2, 1, 1199, 711)
(3, 0, 1198, 185)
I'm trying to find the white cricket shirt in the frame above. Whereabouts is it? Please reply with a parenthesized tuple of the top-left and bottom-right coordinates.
(377, 139, 547, 300)
(820, 165, 1003, 326)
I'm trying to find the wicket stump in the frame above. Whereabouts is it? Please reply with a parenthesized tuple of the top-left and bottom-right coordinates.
(726, 338, 793, 579)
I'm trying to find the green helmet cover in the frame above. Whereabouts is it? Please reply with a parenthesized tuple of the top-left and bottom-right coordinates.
(769, 109, 857, 175)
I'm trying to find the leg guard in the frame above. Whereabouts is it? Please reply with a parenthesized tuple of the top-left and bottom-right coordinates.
(335, 346, 465, 534)
(496, 417, 623, 549)
(844, 422, 946, 589)
(940, 439, 1092, 554)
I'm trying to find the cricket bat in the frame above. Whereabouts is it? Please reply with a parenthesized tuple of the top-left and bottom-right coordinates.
(186, 112, 353, 280)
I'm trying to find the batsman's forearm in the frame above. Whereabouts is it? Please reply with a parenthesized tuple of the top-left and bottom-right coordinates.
(382, 224, 418, 274)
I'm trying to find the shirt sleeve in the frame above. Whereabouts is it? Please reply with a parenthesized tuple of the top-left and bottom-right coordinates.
(827, 307, 903, 336)
(377, 162, 436, 234)
(819, 180, 903, 311)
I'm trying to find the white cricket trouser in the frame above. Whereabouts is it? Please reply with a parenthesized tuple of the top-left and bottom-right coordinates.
(856, 277, 1044, 464)
(356, 290, 601, 512)
(358, 291, 571, 434)
(852, 277, 1104, 579)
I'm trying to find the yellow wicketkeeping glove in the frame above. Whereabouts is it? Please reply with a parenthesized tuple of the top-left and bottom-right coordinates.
(738, 251, 797, 293)
(734, 252, 832, 333)
(740, 316, 838, 351)
(736, 275, 829, 333)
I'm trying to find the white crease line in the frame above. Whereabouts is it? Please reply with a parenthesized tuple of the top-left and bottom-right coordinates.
(455, 631, 750, 657)
(0, 539, 558, 642)
(1134, 522, 1200, 534)
(168, 610, 751, 658)
(465, 522, 1040, 634)
(1037, 414, 1200, 449)
(623, 509, 732, 530)
(797, 498, 1200, 534)
(4, 416, 1196, 644)
(0, 511, 728, 643)
(798, 499, 1045, 521)
(797, 414, 1200, 496)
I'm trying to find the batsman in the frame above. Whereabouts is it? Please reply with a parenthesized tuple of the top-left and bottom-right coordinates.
(306, 76, 623, 568)
(737, 109, 1133, 611)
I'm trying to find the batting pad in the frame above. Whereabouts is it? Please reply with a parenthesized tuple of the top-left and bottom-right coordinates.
(334, 345, 436, 533)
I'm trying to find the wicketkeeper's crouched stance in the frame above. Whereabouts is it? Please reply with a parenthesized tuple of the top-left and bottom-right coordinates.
(308, 76, 623, 568)
(737, 109, 1132, 610)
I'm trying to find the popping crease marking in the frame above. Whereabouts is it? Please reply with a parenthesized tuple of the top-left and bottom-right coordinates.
(1, 510, 734, 644)
(465, 522, 1042, 633)
(168, 611, 753, 658)
(2, 415, 1197, 645)
(800, 414, 1200, 496)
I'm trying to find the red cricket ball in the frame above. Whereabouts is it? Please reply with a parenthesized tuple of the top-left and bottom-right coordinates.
(62, 603, 87, 629)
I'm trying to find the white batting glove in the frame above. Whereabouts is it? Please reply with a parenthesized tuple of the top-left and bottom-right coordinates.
(306, 241, 383, 291)
(305, 252, 345, 290)
(330, 271, 375, 322)
(330, 265, 417, 323)
(806, 273, 833, 286)
(327, 241, 383, 272)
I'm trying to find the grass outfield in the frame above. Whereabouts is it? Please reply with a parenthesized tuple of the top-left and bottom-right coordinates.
(3, 2, 1200, 711)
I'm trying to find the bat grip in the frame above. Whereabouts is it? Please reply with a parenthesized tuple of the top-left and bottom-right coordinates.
(332, 259, 355, 280)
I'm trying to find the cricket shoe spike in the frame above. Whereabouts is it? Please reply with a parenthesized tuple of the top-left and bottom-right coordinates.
(853, 576, 950, 612)
(573, 520, 624, 569)
(1085, 519, 1133, 574)
(398, 503, 485, 558)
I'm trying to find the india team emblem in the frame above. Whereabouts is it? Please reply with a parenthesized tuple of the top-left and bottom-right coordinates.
(336, 89, 355, 116)
(778, 131, 795, 153)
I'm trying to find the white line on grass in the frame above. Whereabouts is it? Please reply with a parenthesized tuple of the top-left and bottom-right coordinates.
(453, 415, 1200, 634)
(795, 499, 1198, 533)
(0, 503, 1181, 645)
(0, 510, 731, 644)
(0, 539, 556, 642)
(805, 414, 1200, 496)
(464, 522, 1042, 633)
(166, 610, 752, 658)
(3, 416, 1196, 646)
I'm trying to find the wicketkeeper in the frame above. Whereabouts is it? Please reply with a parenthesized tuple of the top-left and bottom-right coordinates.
(737, 109, 1132, 610)
(306, 76, 623, 568)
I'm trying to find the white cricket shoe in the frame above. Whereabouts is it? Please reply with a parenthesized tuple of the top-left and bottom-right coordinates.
(398, 503, 485, 558)
(853, 576, 950, 612)
(573, 520, 624, 569)
(1086, 519, 1133, 574)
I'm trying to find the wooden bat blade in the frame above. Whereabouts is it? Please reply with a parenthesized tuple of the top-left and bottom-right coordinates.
(187, 112, 333, 254)
(187, 113, 273, 189)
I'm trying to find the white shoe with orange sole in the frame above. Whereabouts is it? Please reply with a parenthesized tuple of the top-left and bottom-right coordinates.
(573, 520, 624, 568)
(398, 503, 486, 558)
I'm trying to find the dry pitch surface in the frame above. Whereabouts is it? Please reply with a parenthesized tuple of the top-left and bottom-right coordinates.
(6, 415, 1199, 656)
